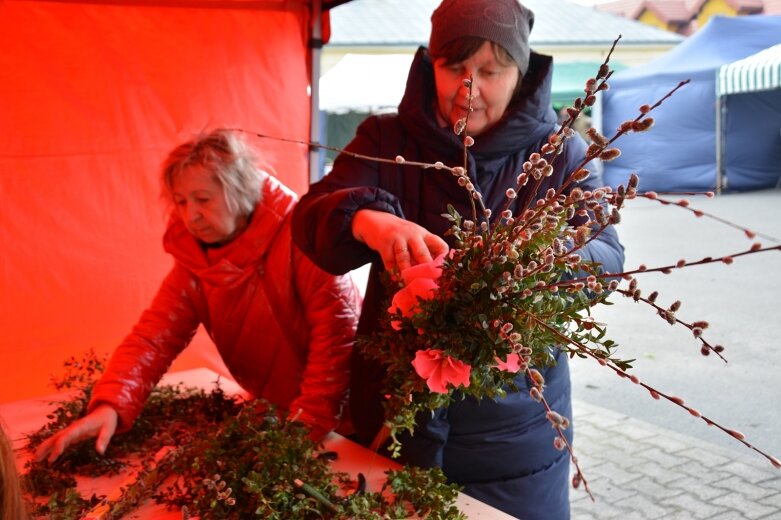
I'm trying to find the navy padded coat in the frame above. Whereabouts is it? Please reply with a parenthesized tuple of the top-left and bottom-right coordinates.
(292, 47, 624, 519)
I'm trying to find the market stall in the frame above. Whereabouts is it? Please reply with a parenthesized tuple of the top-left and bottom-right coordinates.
(716, 43, 781, 191)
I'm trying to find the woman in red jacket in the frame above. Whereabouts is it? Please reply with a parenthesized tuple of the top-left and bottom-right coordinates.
(36, 129, 361, 462)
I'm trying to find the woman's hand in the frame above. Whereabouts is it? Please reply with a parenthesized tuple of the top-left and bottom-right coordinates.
(352, 209, 449, 272)
(35, 404, 119, 463)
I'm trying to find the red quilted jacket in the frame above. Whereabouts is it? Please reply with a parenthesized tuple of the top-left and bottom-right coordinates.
(89, 174, 361, 439)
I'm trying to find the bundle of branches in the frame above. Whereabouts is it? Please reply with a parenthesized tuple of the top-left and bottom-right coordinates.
(22, 351, 463, 520)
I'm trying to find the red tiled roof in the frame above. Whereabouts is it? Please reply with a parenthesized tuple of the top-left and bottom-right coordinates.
(726, 0, 765, 10)
(597, 0, 769, 28)
(599, 0, 695, 23)
(764, 0, 781, 13)
(644, 1, 693, 23)
(597, 0, 646, 18)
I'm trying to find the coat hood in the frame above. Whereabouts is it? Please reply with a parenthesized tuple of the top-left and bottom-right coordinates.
(398, 46, 558, 159)
(163, 173, 297, 284)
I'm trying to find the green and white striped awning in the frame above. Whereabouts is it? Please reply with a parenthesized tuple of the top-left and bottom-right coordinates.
(717, 43, 781, 97)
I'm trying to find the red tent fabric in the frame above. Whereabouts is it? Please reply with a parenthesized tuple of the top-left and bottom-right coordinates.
(0, 0, 328, 402)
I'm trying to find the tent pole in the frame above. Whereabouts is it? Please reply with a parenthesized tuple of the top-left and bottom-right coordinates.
(309, 0, 323, 185)
(715, 94, 725, 195)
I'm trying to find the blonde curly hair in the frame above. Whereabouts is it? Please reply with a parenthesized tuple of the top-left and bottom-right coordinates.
(161, 128, 263, 217)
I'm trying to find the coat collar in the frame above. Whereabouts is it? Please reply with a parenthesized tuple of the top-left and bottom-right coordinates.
(163, 173, 297, 281)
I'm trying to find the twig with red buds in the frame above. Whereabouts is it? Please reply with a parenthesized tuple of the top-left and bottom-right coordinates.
(525, 310, 781, 471)
(636, 192, 781, 244)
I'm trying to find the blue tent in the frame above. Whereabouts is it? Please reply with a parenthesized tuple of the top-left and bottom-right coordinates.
(600, 15, 781, 192)
(716, 44, 781, 191)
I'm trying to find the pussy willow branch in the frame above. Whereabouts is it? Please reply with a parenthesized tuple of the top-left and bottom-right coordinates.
(564, 205, 620, 263)
(232, 128, 461, 174)
(499, 35, 622, 222)
(524, 366, 594, 502)
(559, 77, 690, 199)
(614, 287, 728, 362)
(462, 75, 479, 223)
(617, 243, 781, 277)
(546, 242, 780, 360)
(492, 186, 779, 284)
(493, 36, 653, 262)
(551, 243, 781, 284)
(522, 309, 781, 470)
(586, 77, 674, 158)
(541, 242, 780, 363)
(636, 192, 781, 243)
(538, 35, 622, 197)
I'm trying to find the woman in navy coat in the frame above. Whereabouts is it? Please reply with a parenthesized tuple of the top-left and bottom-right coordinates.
(292, 1, 624, 517)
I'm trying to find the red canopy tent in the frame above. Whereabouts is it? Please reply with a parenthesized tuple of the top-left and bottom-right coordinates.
(0, 0, 346, 402)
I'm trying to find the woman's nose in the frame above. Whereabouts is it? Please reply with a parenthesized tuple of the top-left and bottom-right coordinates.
(461, 74, 479, 101)
(181, 204, 200, 224)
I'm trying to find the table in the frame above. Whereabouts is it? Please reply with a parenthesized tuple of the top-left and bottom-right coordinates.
(1, 368, 514, 519)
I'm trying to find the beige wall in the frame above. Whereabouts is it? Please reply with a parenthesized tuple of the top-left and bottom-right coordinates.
(697, 0, 738, 27)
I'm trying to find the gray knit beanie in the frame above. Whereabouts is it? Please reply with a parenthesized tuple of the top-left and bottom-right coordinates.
(429, 0, 535, 75)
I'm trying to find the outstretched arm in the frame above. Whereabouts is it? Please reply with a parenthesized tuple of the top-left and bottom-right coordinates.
(287, 249, 361, 440)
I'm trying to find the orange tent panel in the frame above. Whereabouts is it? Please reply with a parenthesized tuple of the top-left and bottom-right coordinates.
(0, 0, 318, 402)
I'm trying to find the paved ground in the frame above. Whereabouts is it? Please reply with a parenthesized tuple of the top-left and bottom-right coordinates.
(570, 399, 781, 519)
